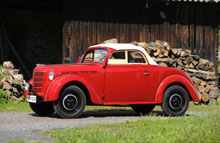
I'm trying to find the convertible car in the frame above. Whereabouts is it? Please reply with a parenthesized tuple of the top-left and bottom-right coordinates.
(24, 44, 200, 118)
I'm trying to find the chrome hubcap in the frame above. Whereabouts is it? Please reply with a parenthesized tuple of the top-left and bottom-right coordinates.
(169, 94, 182, 110)
(63, 94, 78, 111)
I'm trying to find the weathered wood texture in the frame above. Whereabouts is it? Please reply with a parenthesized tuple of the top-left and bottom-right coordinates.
(63, 1, 219, 64)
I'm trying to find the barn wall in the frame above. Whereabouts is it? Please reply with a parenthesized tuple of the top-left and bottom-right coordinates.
(63, 0, 219, 65)
(0, 9, 63, 79)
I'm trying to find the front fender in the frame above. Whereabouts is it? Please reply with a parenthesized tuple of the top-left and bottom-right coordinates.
(45, 75, 103, 104)
(155, 75, 201, 104)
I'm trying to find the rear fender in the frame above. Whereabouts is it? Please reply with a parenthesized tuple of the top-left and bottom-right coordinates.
(45, 75, 103, 104)
(155, 75, 200, 104)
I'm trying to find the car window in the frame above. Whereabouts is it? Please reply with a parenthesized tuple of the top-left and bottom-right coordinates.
(128, 51, 146, 63)
(108, 50, 147, 65)
(108, 51, 127, 65)
(82, 49, 107, 64)
(109, 51, 125, 59)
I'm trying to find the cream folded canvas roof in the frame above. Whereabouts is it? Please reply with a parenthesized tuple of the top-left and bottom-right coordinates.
(89, 43, 158, 65)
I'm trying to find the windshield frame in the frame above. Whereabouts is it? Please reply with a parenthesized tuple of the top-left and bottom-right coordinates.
(81, 48, 108, 64)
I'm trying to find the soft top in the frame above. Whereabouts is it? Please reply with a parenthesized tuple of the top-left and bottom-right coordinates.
(89, 43, 158, 65)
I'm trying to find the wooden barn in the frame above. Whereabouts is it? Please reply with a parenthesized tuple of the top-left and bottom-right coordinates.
(0, 0, 220, 79)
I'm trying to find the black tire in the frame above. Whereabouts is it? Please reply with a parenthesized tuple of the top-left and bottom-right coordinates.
(54, 85, 86, 118)
(131, 104, 155, 115)
(162, 85, 189, 116)
(29, 102, 55, 116)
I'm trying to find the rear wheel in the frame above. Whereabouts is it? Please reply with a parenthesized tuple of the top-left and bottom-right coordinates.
(29, 102, 54, 116)
(131, 104, 155, 115)
(162, 85, 189, 116)
(54, 85, 86, 118)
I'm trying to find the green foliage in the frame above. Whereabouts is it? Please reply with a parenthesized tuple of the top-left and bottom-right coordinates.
(0, 65, 6, 81)
(0, 88, 10, 104)
(0, 65, 10, 103)
(48, 112, 220, 143)
(218, 62, 220, 72)
(219, 29, 220, 37)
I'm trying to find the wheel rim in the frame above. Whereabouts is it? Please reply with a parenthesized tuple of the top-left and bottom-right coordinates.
(169, 94, 183, 110)
(63, 94, 78, 111)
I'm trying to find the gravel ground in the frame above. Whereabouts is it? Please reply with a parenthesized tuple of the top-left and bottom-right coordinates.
(0, 110, 213, 143)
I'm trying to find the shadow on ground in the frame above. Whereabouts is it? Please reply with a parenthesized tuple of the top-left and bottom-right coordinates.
(30, 110, 169, 118)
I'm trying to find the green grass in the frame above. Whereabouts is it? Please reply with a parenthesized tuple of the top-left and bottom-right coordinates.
(0, 101, 31, 112)
(47, 111, 220, 143)
(188, 103, 220, 111)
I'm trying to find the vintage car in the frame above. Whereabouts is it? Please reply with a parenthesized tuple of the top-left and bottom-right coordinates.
(24, 44, 200, 118)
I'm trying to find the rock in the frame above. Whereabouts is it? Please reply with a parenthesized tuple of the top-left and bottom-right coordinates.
(3, 82, 12, 91)
(1, 61, 25, 102)
(103, 38, 118, 44)
(209, 87, 219, 98)
(3, 61, 14, 69)
(10, 96, 22, 102)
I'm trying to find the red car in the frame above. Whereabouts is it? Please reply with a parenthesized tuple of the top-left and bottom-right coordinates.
(24, 44, 200, 118)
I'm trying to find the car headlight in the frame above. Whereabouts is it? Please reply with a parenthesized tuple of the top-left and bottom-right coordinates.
(49, 71, 54, 81)
(25, 83, 31, 91)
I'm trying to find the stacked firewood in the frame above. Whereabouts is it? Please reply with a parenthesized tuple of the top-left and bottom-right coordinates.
(0, 61, 26, 101)
(136, 40, 219, 105)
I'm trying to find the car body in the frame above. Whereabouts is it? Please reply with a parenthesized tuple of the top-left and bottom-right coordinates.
(24, 44, 200, 118)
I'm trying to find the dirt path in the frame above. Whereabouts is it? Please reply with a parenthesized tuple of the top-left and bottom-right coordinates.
(0, 110, 212, 143)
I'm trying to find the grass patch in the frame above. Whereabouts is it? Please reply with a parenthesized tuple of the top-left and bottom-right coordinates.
(47, 111, 220, 143)
(0, 101, 31, 112)
(188, 103, 220, 111)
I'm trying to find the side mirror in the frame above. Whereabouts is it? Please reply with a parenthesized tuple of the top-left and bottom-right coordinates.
(77, 56, 81, 63)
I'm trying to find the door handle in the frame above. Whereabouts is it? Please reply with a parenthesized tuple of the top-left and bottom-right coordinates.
(143, 72, 149, 76)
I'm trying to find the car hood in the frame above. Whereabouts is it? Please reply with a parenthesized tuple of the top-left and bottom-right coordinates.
(33, 63, 100, 72)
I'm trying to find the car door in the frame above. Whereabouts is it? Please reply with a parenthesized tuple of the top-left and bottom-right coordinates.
(104, 50, 155, 104)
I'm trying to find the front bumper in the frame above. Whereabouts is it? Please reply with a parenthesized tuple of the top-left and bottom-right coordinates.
(25, 83, 43, 104)
(27, 94, 43, 104)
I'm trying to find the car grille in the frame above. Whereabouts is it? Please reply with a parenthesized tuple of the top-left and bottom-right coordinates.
(33, 71, 45, 95)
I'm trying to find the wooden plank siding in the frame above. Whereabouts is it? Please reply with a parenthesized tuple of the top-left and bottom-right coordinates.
(62, 1, 219, 65)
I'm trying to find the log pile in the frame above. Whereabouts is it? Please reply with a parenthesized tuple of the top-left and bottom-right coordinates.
(0, 61, 26, 101)
(137, 40, 219, 105)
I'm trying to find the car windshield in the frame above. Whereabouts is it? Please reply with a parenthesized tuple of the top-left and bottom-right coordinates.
(82, 49, 108, 64)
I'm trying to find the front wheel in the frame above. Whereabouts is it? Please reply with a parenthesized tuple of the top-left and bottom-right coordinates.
(29, 102, 55, 116)
(131, 104, 155, 115)
(54, 85, 86, 118)
(162, 85, 189, 116)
